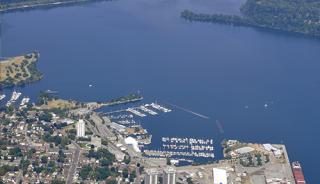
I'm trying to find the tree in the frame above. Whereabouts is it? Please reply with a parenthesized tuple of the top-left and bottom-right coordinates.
(41, 156, 48, 164)
(19, 159, 30, 174)
(8, 147, 23, 157)
(187, 178, 193, 184)
(123, 156, 130, 165)
(39, 111, 52, 122)
(51, 179, 65, 184)
(100, 159, 112, 167)
(106, 179, 117, 184)
(94, 167, 111, 180)
(79, 165, 93, 180)
(122, 168, 129, 178)
(166, 157, 171, 165)
(129, 170, 136, 182)
(57, 150, 66, 163)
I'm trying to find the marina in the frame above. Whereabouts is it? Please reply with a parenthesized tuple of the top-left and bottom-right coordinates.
(105, 103, 172, 118)
(6, 90, 22, 107)
(127, 108, 146, 117)
(162, 144, 214, 151)
(116, 119, 137, 125)
(139, 105, 158, 115)
(162, 137, 214, 145)
(19, 97, 30, 109)
(1, 1, 317, 181)
(149, 103, 172, 113)
(142, 136, 216, 160)
(143, 149, 215, 158)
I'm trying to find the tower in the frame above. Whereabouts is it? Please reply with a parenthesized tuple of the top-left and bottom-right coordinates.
(163, 167, 176, 184)
(76, 119, 85, 137)
(145, 168, 159, 184)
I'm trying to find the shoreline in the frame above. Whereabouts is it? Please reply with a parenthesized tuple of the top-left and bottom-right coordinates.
(181, 10, 320, 38)
(0, 0, 108, 13)
(0, 52, 42, 89)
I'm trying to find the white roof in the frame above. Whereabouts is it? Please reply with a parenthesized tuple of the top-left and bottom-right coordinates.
(263, 144, 278, 152)
(274, 149, 282, 156)
(213, 168, 227, 184)
(125, 137, 140, 152)
(235, 147, 255, 154)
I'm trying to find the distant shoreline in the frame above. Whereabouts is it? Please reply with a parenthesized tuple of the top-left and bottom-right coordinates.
(0, 0, 108, 13)
(181, 0, 320, 38)
(180, 10, 320, 38)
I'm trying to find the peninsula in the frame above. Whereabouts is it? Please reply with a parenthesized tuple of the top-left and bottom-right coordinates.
(0, 52, 42, 89)
(181, 0, 320, 37)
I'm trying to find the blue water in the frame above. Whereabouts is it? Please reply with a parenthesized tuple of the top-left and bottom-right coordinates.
(1, 0, 320, 182)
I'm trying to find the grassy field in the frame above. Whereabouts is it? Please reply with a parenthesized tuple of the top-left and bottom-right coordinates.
(0, 52, 42, 88)
(39, 99, 78, 109)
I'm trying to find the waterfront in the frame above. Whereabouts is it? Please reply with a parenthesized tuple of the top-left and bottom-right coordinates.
(1, 0, 320, 182)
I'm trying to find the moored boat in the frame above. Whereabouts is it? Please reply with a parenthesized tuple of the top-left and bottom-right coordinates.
(292, 161, 306, 184)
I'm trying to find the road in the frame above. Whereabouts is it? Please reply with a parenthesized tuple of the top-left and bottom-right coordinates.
(66, 142, 81, 184)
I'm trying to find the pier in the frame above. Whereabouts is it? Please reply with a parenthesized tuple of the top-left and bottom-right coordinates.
(127, 108, 146, 117)
(139, 105, 158, 115)
(102, 102, 172, 118)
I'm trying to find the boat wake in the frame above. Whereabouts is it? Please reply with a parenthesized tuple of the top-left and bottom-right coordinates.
(165, 102, 210, 119)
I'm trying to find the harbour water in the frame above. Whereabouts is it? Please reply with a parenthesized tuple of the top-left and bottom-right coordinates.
(1, 0, 320, 182)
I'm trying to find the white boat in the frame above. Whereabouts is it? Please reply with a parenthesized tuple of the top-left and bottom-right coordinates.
(10, 91, 22, 101)
(139, 105, 158, 115)
(150, 103, 172, 113)
(19, 97, 30, 109)
(0, 94, 5, 101)
(6, 90, 22, 107)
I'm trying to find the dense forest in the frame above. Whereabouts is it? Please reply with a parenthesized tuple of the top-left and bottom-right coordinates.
(181, 0, 320, 36)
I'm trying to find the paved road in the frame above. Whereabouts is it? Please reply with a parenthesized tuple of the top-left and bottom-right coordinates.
(66, 142, 81, 184)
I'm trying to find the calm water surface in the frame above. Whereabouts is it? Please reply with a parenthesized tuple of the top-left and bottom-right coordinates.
(1, 0, 320, 182)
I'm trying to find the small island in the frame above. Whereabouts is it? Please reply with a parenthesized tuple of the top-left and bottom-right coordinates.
(181, 0, 320, 37)
(0, 52, 42, 89)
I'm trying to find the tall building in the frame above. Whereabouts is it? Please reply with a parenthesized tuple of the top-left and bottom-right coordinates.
(163, 167, 176, 184)
(145, 168, 159, 184)
(76, 119, 85, 137)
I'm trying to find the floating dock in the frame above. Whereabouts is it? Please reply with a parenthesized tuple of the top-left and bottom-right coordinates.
(127, 108, 146, 117)
(139, 105, 158, 115)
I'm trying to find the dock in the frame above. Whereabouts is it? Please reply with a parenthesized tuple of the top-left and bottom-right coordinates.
(139, 105, 158, 115)
(127, 108, 146, 117)
(149, 103, 172, 113)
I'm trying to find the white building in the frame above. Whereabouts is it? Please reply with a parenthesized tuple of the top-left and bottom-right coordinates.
(145, 168, 159, 184)
(125, 136, 141, 152)
(213, 168, 227, 184)
(76, 119, 85, 137)
(163, 167, 176, 184)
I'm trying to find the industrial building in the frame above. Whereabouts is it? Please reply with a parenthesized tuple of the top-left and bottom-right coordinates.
(213, 168, 227, 184)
